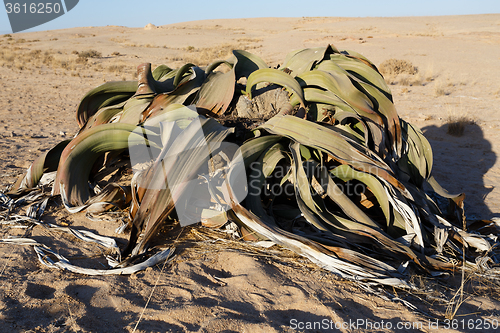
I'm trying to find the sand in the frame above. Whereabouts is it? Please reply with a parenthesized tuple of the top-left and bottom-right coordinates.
(0, 14, 500, 332)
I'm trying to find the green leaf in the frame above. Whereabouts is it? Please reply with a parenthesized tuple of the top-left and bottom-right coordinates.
(232, 50, 268, 79)
(297, 67, 396, 157)
(282, 45, 338, 77)
(245, 142, 286, 221)
(330, 164, 391, 227)
(173, 63, 197, 87)
(398, 119, 433, 186)
(205, 60, 233, 75)
(299, 145, 312, 160)
(302, 87, 363, 115)
(152, 64, 173, 80)
(76, 81, 138, 128)
(81, 101, 127, 130)
(240, 135, 283, 167)
(349, 76, 401, 158)
(246, 68, 305, 107)
(327, 53, 392, 99)
(118, 96, 154, 125)
(259, 115, 408, 196)
(299, 67, 380, 125)
(54, 123, 159, 208)
(143, 67, 207, 121)
(196, 50, 269, 115)
(339, 50, 381, 73)
(196, 70, 235, 116)
(9, 140, 71, 194)
(126, 117, 235, 256)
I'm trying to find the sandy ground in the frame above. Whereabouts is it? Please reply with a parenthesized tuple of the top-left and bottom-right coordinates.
(0, 14, 500, 332)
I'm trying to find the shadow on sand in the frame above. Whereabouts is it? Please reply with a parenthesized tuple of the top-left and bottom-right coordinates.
(421, 121, 497, 219)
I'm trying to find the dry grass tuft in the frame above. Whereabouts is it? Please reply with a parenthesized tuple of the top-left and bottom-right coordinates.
(0, 46, 105, 73)
(435, 87, 447, 96)
(379, 59, 418, 76)
(379, 59, 423, 86)
(1, 37, 38, 44)
(446, 116, 471, 136)
(495, 88, 500, 99)
(107, 64, 127, 73)
(0, 48, 15, 63)
(110, 37, 160, 49)
(75, 57, 88, 64)
(78, 50, 102, 59)
(398, 75, 412, 86)
(236, 37, 263, 43)
(434, 79, 450, 97)
(181, 42, 261, 66)
(110, 37, 128, 44)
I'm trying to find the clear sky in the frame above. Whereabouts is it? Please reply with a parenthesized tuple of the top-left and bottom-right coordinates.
(1, 0, 499, 34)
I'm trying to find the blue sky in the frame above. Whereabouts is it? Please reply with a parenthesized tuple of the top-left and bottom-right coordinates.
(1, 0, 499, 34)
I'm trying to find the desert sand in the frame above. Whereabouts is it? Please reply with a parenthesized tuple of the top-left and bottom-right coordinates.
(0, 14, 500, 332)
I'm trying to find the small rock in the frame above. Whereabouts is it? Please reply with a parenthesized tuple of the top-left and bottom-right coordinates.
(144, 23, 157, 30)
(59, 131, 66, 137)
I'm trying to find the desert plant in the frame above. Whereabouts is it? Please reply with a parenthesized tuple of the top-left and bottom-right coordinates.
(446, 116, 470, 136)
(182, 42, 259, 66)
(107, 64, 126, 73)
(434, 80, 449, 96)
(78, 49, 102, 59)
(379, 59, 417, 76)
(1, 45, 498, 287)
